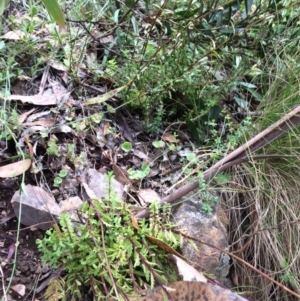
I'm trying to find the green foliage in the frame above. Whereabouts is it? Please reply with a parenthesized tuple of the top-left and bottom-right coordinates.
(121, 141, 132, 152)
(279, 258, 298, 288)
(198, 172, 220, 214)
(46, 138, 60, 157)
(128, 164, 151, 180)
(44, 278, 66, 301)
(53, 169, 68, 187)
(36, 173, 180, 300)
(152, 140, 165, 148)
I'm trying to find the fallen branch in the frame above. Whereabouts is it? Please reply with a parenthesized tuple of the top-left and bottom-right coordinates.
(135, 105, 300, 219)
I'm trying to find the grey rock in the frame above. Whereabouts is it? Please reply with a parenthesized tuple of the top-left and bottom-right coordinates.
(172, 194, 230, 283)
(81, 168, 124, 201)
(11, 185, 60, 230)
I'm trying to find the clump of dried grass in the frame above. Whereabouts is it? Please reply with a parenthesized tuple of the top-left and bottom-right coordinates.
(222, 52, 300, 300)
(223, 161, 300, 300)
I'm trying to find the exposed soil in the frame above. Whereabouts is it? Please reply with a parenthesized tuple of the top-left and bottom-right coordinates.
(0, 185, 45, 301)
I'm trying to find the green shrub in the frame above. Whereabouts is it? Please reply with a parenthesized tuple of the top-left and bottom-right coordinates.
(36, 173, 180, 300)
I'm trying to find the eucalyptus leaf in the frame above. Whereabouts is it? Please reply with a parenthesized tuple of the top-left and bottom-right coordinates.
(131, 16, 139, 35)
(245, 88, 263, 102)
(238, 81, 257, 89)
(234, 96, 249, 109)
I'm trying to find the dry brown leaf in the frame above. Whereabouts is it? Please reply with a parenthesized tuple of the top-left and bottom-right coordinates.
(132, 281, 247, 301)
(100, 35, 114, 44)
(23, 119, 55, 127)
(49, 81, 67, 94)
(145, 234, 186, 261)
(137, 188, 161, 205)
(1, 30, 26, 40)
(132, 149, 149, 160)
(0, 159, 31, 178)
(7, 93, 67, 106)
(162, 133, 178, 143)
(47, 60, 68, 72)
(112, 164, 132, 186)
(11, 284, 26, 297)
(26, 110, 51, 122)
(131, 215, 139, 230)
(18, 108, 36, 124)
(24, 136, 33, 157)
(103, 121, 110, 135)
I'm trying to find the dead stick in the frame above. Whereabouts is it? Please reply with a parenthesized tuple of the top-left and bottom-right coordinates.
(135, 105, 300, 219)
(180, 233, 300, 300)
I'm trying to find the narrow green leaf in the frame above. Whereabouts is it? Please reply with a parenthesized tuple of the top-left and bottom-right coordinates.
(131, 16, 138, 35)
(41, 0, 66, 29)
(238, 81, 257, 89)
(245, 87, 263, 102)
(114, 9, 120, 24)
(174, 8, 198, 19)
(0, 0, 10, 16)
(244, 0, 254, 15)
(234, 96, 248, 109)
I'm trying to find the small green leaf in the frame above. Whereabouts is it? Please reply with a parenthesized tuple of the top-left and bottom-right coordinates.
(54, 177, 63, 187)
(90, 112, 103, 123)
(30, 6, 38, 17)
(234, 96, 248, 109)
(59, 169, 68, 178)
(152, 140, 165, 148)
(128, 164, 150, 180)
(168, 144, 176, 151)
(174, 8, 198, 19)
(121, 142, 132, 152)
(186, 152, 196, 162)
(214, 173, 231, 184)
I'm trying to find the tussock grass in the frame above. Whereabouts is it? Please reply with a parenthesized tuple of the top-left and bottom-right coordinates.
(222, 50, 300, 300)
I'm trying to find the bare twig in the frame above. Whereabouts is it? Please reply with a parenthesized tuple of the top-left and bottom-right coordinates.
(178, 232, 300, 300)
